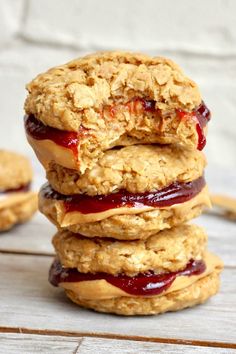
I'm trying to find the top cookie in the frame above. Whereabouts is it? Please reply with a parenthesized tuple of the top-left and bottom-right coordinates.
(0, 150, 33, 191)
(25, 51, 210, 173)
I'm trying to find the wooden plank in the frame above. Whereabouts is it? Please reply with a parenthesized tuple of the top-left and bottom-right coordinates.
(0, 212, 55, 255)
(0, 333, 80, 354)
(0, 254, 235, 345)
(0, 334, 235, 354)
(205, 166, 236, 198)
(78, 337, 236, 353)
(197, 213, 236, 267)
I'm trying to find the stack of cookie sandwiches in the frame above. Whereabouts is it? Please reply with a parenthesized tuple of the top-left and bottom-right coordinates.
(24, 52, 223, 315)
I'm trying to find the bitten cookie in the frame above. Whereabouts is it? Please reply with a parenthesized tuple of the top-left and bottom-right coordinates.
(49, 224, 223, 316)
(0, 150, 38, 231)
(39, 144, 210, 239)
(24, 51, 210, 173)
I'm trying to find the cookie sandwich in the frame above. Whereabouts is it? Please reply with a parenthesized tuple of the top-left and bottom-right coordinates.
(0, 150, 37, 231)
(49, 225, 223, 315)
(39, 144, 209, 239)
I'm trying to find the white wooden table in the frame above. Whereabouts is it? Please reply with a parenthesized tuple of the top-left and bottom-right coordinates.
(0, 167, 236, 353)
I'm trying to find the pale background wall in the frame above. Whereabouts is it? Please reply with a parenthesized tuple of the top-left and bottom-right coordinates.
(0, 0, 236, 177)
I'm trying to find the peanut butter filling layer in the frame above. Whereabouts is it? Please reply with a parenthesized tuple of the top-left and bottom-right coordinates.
(39, 181, 210, 226)
(50, 252, 223, 300)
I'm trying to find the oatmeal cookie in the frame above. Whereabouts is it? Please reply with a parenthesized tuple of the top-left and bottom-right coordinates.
(47, 144, 206, 196)
(0, 150, 33, 191)
(53, 224, 207, 276)
(0, 192, 38, 231)
(25, 51, 209, 173)
(0, 150, 37, 231)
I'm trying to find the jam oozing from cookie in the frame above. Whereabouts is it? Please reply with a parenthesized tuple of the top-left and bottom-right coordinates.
(25, 100, 210, 154)
(0, 183, 31, 194)
(107, 97, 156, 117)
(41, 176, 205, 214)
(177, 101, 211, 150)
(106, 99, 210, 150)
(49, 258, 206, 296)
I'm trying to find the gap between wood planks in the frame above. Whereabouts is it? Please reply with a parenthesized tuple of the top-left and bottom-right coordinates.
(0, 327, 235, 349)
(73, 338, 83, 354)
(0, 250, 53, 257)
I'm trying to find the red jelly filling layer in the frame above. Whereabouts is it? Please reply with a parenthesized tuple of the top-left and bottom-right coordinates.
(177, 101, 211, 150)
(24, 115, 79, 158)
(0, 183, 31, 194)
(49, 258, 206, 296)
(24, 100, 210, 152)
(41, 176, 205, 214)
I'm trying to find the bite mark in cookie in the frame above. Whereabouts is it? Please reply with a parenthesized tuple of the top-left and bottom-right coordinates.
(24, 51, 210, 173)
(25, 100, 210, 172)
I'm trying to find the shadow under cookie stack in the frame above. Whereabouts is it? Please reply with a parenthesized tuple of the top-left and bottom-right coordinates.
(24, 51, 223, 316)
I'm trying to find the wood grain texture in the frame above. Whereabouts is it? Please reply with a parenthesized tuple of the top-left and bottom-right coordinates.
(0, 253, 235, 345)
(0, 333, 81, 354)
(1, 334, 235, 354)
(78, 337, 236, 353)
(0, 212, 55, 255)
(197, 214, 236, 267)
